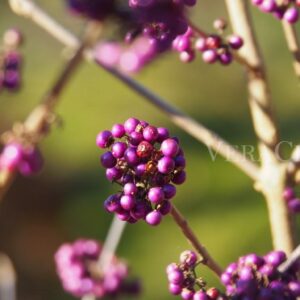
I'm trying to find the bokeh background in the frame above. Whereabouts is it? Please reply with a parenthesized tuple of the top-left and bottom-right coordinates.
(0, 0, 300, 299)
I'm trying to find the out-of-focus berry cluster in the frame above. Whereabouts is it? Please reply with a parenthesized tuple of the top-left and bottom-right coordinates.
(221, 251, 300, 299)
(0, 28, 23, 92)
(172, 19, 243, 65)
(283, 187, 300, 213)
(167, 250, 227, 300)
(96, 118, 186, 226)
(251, 0, 300, 23)
(55, 239, 140, 298)
(0, 143, 43, 176)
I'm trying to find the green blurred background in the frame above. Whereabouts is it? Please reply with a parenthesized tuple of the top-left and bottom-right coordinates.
(0, 0, 300, 299)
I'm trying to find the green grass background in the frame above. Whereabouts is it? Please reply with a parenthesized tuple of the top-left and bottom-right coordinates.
(0, 0, 300, 299)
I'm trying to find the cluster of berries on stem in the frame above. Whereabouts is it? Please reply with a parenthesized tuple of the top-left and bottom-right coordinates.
(167, 250, 227, 300)
(0, 28, 23, 91)
(97, 118, 186, 226)
(221, 251, 300, 299)
(173, 19, 244, 65)
(251, 0, 300, 23)
(0, 142, 43, 176)
(55, 239, 140, 298)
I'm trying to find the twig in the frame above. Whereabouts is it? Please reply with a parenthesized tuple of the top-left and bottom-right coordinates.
(275, 0, 300, 78)
(0, 253, 16, 300)
(282, 22, 300, 78)
(0, 6, 102, 201)
(170, 205, 223, 277)
(225, 0, 296, 254)
(278, 244, 300, 273)
(96, 216, 126, 273)
(12, 0, 261, 183)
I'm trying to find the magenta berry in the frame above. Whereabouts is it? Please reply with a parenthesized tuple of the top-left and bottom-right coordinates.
(167, 250, 226, 299)
(221, 250, 300, 299)
(145, 210, 162, 226)
(97, 118, 186, 226)
(96, 130, 113, 148)
(55, 239, 139, 298)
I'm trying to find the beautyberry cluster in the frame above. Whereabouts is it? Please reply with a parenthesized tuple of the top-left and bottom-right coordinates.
(283, 187, 300, 213)
(251, 0, 300, 23)
(66, 0, 196, 72)
(97, 118, 186, 226)
(167, 250, 227, 300)
(0, 143, 43, 176)
(0, 28, 23, 91)
(95, 37, 158, 73)
(221, 251, 300, 299)
(55, 239, 140, 298)
(173, 20, 243, 65)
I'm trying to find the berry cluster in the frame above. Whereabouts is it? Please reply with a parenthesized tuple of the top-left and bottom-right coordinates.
(0, 28, 23, 92)
(251, 0, 300, 23)
(173, 20, 243, 65)
(283, 187, 300, 213)
(66, 0, 196, 71)
(167, 250, 227, 300)
(95, 36, 158, 73)
(221, 251, 300, 299)
(0, 143, 43, 176)
(55, 239, 140, 298)
(97, 118, 186, 226)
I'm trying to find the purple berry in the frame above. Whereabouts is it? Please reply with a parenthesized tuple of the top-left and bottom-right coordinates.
(145, 210, 162, 226)
(124, 148, 140, 165)
(96, 130, 112, 148)
(169, 283, 182, 295)
(124, 118, 140, 133)
(172, 170, 186, 184)
(101, 151, 117, 168)
(106, 167, 122, 181)
(143, 125, 158, 142)
(158, 156, 175, 174)
(124, 183, 138, 195)
(163, 184, 177, 199)
(120, 195, 136, 210)
(157, 127, 170, 142)
(168, 270, 184, 284)
(111, 124, 125, 138)
(180, 250, 197, 267)
(284, 7, 299, 24)
(148, 187, 164, 204)
(161, 138, 179, 157)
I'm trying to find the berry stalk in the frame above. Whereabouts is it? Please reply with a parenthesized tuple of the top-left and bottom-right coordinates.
(170, 205, 223, 277)
(225, 0, 296, 253)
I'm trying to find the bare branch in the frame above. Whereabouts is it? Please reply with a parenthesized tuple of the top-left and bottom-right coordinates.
(225, 0, 296, 254)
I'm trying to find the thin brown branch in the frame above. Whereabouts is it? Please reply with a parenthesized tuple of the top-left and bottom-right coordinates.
(170, 205, 223, 277)
(225, 0, 296, 254)
(0, 18, 102, 202)
(12, 0, 261, 183)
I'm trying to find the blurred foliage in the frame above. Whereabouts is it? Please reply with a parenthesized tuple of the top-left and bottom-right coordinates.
(0, 0, 300, 299)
